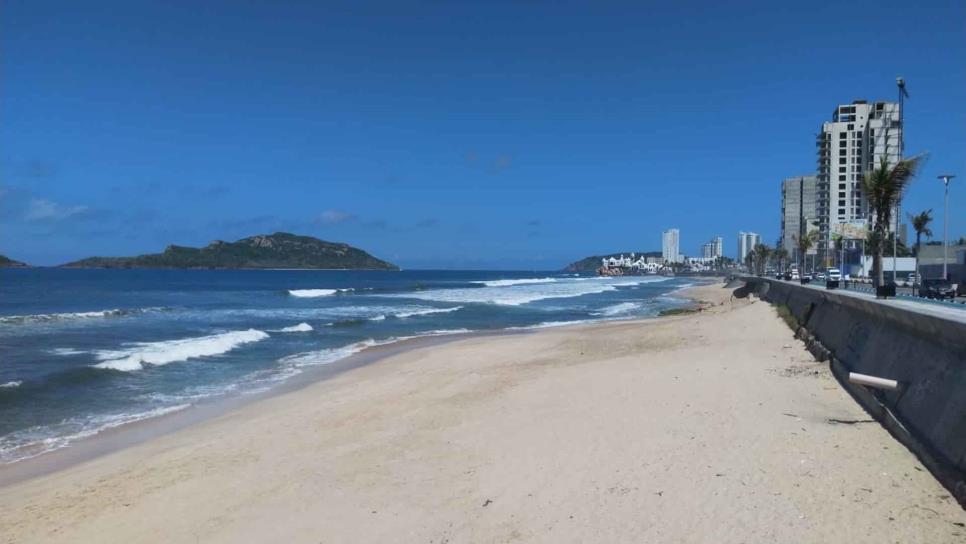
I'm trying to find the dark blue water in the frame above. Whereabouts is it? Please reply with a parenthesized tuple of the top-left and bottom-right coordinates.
(0, 269, 698, 462)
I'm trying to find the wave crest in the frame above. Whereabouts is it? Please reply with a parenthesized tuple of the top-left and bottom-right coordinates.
(93, 329, 269, 372)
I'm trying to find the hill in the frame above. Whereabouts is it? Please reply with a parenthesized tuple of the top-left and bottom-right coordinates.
(563, 251, 661, 273)
(60, 233, 398, 270)
(0, 255, 30, 268)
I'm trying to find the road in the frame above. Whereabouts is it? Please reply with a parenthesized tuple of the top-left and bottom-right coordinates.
(767, 278, 966, 325)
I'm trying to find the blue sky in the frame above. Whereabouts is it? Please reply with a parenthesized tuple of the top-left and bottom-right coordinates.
(2, 1, 964, 268)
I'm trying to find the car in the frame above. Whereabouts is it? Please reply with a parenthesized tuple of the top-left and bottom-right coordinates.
(919, 280, 957, 300)
(775, 271, 783, 280)
(827, 268, 842, 281)
(815, 272, 826, 281)
(790, 271, 800, 281)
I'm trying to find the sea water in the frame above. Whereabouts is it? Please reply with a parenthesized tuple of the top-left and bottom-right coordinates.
(0, 268, 699, 463)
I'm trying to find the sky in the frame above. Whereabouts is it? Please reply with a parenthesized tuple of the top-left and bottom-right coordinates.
(2, 1, 965, 269)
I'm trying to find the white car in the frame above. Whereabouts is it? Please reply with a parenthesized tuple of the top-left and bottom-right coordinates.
(791, 271, 800, 281)
(827, 268, 842, 281)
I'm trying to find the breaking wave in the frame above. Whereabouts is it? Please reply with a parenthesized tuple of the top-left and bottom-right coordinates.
(472, 278, 558, 287)
(277, 323, 313, 332)
(394, 306, 463, 318)
(93, 329, 270, 372)
(287, 289, 338, 297)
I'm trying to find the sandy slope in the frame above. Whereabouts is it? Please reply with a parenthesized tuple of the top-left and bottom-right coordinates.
(1, 283, 963, 543)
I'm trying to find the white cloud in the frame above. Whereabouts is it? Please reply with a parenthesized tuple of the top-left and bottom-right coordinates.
(24, 198, 88, 221)
(316, 209, 356, 224)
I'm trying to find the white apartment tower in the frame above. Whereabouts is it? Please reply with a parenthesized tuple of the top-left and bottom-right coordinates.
(816, 100, 901, 258)
(662, 228, 680, 264)
(701, 236, 723, 259)
(737, 231, 760, 263)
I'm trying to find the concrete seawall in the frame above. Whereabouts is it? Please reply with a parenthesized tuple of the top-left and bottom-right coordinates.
(742, 277, 966, 506)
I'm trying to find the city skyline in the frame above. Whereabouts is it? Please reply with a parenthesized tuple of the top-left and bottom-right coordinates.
(1, 1, 964, 269)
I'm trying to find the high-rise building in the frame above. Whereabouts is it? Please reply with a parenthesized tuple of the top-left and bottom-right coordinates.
(737, 231, 760, 263)
(662, 229, 680, 264)
(781, 175, 818, 260)
(816, 100, 901, 259)
(700, 236, 723, 259)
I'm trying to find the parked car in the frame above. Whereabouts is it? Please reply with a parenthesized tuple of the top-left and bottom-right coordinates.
(815, 272, 826, 281)
(790, 271, 800, 281)
(919, 280, 957, 300)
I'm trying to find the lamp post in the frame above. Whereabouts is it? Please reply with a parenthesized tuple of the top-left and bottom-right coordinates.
(938, 174, 955, 280)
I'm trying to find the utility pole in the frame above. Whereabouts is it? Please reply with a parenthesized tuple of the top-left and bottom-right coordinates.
(893, 77, 908, 284)
(938, 174, 955, 280)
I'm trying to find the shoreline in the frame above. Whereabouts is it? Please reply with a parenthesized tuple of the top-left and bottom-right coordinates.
(0, 281, 714, 487)
(5, 280, 959, 542)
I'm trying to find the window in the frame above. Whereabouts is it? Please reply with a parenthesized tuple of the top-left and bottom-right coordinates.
(839, 175, 846, 181)
(839, 132, 847, 139)
(839, 149, 847, 156)
(840, 158, 847, 165)
(839, 167, 847, 173)
(839, 183, 846, 189)
(839, 141, 847, 148)
(839, 200, 846, 206)
(839, 192, 846, 198)
(848, 124, 854, 130)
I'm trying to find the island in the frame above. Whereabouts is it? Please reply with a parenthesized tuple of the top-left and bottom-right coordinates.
(59, 232, 398, 270)
(562, 251, 661, 273)
(0, 255, 30, 268)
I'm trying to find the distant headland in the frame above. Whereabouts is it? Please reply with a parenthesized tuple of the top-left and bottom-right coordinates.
(0, 255, 30, 268)
(58, 232, 398, 270)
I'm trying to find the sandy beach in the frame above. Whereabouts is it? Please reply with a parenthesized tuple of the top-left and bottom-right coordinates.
(1, 282, 963, 543)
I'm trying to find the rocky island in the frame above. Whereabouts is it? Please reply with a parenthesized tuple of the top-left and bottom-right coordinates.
(60, 232, 398, 270)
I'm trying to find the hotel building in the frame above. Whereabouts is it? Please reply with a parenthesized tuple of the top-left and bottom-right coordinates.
(737, 231, 760, 263)
(815, 100, 901, 259)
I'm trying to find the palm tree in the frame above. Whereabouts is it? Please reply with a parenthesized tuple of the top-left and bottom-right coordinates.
(862, 155, 924, 293)
(908, 209, 933, 293)
(794, 231, 818, 275)
(830, 233, 843, 269)
(773, 245, 789, 274)
(752, 243, 771, 276)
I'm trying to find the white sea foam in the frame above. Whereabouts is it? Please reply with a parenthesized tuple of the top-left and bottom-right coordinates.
(393, 281, 619, 306)
(472, 278, 558, 287)
(0, 381, 22, 389)
(394, 306, 463, 318)
(416, 328, 473, 336)
(278, 323, 313, 332)
(278, 338, 393, 368)
(93, 329, 270, 372)
(594, 302, 644, 316)
(288, 289, 338, 297)
(369, 314, 387, 321)
(508, 319, 598, 330)
(50, 348, 87, 356)
(0, 404, 190, 464)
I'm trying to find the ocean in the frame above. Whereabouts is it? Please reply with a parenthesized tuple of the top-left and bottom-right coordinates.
(0, 269, 700, 463)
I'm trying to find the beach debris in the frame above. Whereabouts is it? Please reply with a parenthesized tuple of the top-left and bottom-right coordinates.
(827, 418, 875, 425)
(482, 499, 493, 507)
(848, 372, 899, 391)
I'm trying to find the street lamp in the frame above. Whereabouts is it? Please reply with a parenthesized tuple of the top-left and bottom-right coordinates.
(938, 174, 955, 280)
